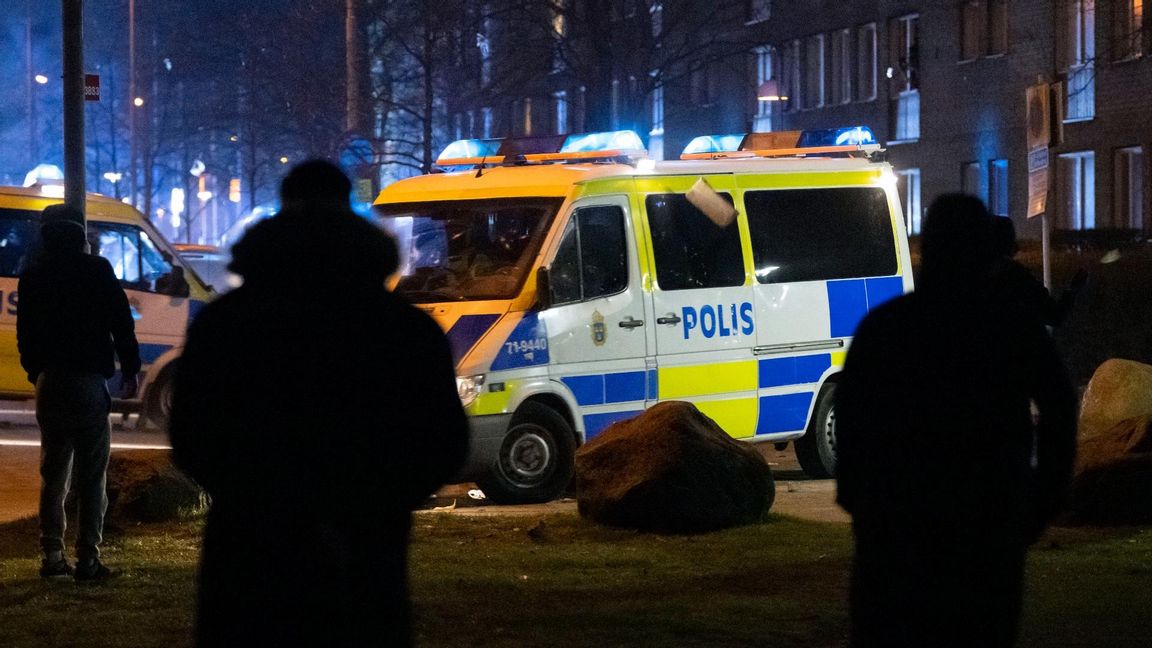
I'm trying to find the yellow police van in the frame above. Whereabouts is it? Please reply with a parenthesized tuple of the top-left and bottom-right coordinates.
(0, 185, 213, 428)
(374, 127, 912, 503)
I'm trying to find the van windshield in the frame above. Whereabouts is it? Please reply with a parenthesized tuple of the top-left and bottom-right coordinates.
(376, 198, 562, 303)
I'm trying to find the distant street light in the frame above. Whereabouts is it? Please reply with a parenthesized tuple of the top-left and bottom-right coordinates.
(133, 96, 145, 107)
(279, 156, 289, 164)
(103, 171, 124, 199)
(34, 74, 48, 85)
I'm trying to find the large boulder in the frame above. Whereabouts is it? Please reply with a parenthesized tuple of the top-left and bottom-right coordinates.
(106, 450, 207, 524)
(575, 401, 774, 534)
(1078, 359, 1152, 442)
(1067, 414, 1152, 525)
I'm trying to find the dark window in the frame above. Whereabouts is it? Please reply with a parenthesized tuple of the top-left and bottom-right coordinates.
(550, 205, 629, 305)
(745, 187, 897, 283)
(0, 208, 42, 277)
(645, 193, 744, 290)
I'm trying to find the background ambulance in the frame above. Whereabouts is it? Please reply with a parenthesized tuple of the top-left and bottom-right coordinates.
(374, 127, 912, 504)
(0, 185, 213, 429)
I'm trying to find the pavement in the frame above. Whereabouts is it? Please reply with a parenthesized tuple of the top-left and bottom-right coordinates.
(0, 401, 848, 525)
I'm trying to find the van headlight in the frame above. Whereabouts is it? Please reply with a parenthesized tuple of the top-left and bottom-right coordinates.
(456, 374, 486, 408)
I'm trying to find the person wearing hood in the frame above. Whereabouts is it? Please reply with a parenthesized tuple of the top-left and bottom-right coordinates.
(835, 194, 1077, 647)
(169, 160, 468, 647)
(17, 203, 141, 583)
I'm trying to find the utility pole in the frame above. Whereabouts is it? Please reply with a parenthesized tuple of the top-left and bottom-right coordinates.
(26, 0, 37, 168)
(128, 0, 136, 207)
(62, 0, 86, 217)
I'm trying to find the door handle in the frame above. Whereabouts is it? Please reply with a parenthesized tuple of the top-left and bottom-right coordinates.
(656, 313, 681, 325)
(618, 316, 644, 329)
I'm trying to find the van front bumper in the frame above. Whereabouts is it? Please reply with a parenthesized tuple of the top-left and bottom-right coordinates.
(454, 413, 512, 482)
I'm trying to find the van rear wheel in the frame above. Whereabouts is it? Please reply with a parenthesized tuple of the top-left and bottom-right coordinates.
(476, 402, 575, 505)
(795, 383, 837, 478)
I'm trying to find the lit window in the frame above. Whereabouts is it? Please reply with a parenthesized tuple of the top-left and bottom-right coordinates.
(1115, 147, 1145, 229)
(1063, 0, 1096, 121)
(1058, 151, 1096, 229)
(989, 159, 1009, 217)
(752, 46, 775, 131)
(897, 168, 922, 234)
(890, 14, 920, 141)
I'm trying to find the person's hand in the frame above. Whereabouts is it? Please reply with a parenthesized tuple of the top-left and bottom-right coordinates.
(120, 375, 139, 400)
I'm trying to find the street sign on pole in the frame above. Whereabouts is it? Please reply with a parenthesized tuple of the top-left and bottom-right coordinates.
(84, 73, 100, 101)
(1025, 83, 1050, 219)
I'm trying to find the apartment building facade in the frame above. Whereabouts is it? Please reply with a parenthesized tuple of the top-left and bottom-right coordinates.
(451, 0, 1149, 241)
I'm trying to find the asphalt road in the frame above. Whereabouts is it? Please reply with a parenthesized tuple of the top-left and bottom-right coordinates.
(0, 402, 846, 525)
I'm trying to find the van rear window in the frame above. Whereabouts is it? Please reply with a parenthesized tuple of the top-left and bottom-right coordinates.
(744, 187, 897, 284)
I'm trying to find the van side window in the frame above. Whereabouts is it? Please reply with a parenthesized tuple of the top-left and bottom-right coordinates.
(87, 223, 179, 294)
(0, 209, 41, 277)
(549, 205, 628, 305)
(745, 187, 897, 283)
(645, 193, 744, 290)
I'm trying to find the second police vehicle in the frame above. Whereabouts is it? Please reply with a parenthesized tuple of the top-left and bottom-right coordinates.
(374, 127, 913, 504)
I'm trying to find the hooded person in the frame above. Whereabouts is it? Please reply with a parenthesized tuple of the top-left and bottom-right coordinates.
(170, 160, 468, 647)
(17, 203, 141, 582)
(834, 194, 1077, 648)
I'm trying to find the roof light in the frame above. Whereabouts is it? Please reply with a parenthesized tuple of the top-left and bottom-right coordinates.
(680, 126, 881, 159)
(681, 134, 746, 156)
(437, 130, 648, 167)
(436, 138, 502, 165)
(560, 130, 644, 153)
(798, 126, 877, 147)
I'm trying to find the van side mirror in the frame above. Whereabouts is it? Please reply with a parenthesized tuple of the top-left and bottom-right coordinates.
(158, 267, 191, 298)
(536, 266, 553, 311)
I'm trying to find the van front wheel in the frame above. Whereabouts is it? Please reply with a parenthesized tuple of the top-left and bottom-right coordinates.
(795, 383, 837, 478)
(477, 402, 575, 505)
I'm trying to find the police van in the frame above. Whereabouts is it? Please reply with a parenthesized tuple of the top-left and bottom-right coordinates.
(374, 127, 912, 503)
(0, 185, 213, 428)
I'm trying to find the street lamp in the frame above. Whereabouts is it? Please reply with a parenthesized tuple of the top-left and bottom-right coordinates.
(103, 171, 124, 199)
(34, 74, 48, 85)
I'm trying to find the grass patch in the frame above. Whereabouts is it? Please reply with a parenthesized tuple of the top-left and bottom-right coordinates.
(0, 514, 1149, 647)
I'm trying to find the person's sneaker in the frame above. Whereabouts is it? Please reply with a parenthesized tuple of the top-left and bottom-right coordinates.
(74, 559, 115, 583)
(40, 558, 74, 580)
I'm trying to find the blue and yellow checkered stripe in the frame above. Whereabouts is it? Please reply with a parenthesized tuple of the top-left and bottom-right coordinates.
(561, 351, 843, 440)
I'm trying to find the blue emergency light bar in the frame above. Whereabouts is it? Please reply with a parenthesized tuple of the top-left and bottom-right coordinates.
(437, 130, 647, 166)
(680, 126, 879, 159)
(437, 138, 502, 161)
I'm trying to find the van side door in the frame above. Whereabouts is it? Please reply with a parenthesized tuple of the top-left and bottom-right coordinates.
(542, 196, 649, 441)
(642, 181, 759, 439)
(742, 183, 904, 437)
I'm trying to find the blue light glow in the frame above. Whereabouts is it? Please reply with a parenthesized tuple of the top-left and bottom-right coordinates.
(798, 126, 877, 148)
(681, 134, 745, 156)
(560, 130, 645, 153)
(437, 138, 502, 161)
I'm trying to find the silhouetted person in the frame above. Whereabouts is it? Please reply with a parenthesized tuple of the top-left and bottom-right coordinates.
(17, 204, 141, 582)
(836, 194, 1077, 647)
(988, 215, 1079, 327)
(170, 160, 468, 647)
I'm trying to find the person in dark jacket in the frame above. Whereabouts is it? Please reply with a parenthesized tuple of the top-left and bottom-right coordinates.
(988, 215, 1082, 327)
(17, 204, 141, 582)
(835, 194, 1077, 648)
(169, 160, 468, 648)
